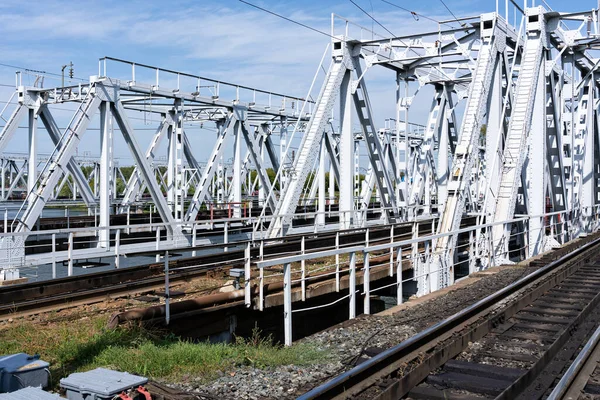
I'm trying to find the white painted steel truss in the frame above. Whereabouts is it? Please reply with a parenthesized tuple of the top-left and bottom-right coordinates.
(1, 6, 600, 301)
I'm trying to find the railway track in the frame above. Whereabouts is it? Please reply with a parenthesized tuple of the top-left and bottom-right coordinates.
(299, 232, 600, 400)
(0, 219, 441, 320)
(547, 324, 600, 399)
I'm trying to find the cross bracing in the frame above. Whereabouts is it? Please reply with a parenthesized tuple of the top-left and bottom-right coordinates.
(0, 5, 600, 300)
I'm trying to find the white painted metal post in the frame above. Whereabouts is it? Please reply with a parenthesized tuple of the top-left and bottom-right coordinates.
(389, 225, 394, 277)
(245, 242, 251, 307)
(224, 221, 229, 252)
(396, 248, 403, 305)
(164, 250, 170, 325)
(191, 223, 197, 257)
(363, 251, 370, 315)
(115, 229, 120, 269)
(284, 262, 292, 346)
(259, 240, 264, 311)
(126, 205, 131, 235)
(335, 231, 340, 292)
(155, 227, 160, 263)
(426, 240, 431, 294)
(3, 210, 6, 234)
(349, 251, 356, 319)
(67, 232, 73, 276)
(1, 161, 5, 201)
(51, 233, 56, 279)
(301, 236, 306, 301)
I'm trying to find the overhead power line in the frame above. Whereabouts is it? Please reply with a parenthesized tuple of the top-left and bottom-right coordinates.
(379, 0, 458, 28)
(348, 0, 396, 37)
(238, 0, 335, 40)
(438, 0, 464, 27)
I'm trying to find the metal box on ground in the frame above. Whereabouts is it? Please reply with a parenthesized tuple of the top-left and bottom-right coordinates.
(0, 387, 62, 399)
(0, 353, 50, 392)
(60, 368, 148, 400)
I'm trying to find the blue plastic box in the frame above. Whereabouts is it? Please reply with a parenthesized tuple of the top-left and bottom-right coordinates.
(0, 353, 50, 393)
(0, 387, 61, 399)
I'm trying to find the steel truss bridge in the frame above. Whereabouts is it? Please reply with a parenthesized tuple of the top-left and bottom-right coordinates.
(1, 4, 600, 297)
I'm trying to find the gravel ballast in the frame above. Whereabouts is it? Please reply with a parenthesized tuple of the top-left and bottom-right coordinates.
(166, 264, 536, 399)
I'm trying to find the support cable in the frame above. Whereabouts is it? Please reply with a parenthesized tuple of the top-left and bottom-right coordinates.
(438, 0, 464, 27)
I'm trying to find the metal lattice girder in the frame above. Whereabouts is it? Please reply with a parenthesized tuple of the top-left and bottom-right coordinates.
(263, 128, 281, 173)
(185, 112, 235, 222)
(546, 71, 567, 214)
(238, 126, 269, 200)
(15, 92, 102, 232)
(6, 160, 27, 200)
(437, 85, 457, 208)
(324, 130, 340, 183)
(0, 104, 26, 153)
(120, 117, 168, 210)
(526, 58, 548, 257)
(239, 119, 276, 212)
(182, 130, 202, 173)
(352, 56, 398, 222)
(492, 12, 546, 258)
(112, 100, 177, 233)
(267, 41, 351, 237)
(229, 127, 260, 203)
(38, 105, 97, 206)
(432, 13, 506, 288)
(409, 86, 446, 207)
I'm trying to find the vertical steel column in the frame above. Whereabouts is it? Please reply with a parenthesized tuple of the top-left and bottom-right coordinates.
(329, 157, 335, 205)
(317, 135, 326, 226)
(528, 57, 547, 256)
(339, 70, 354, 229)
(1, 160, 5, 201)
(27, 109, 37, 194)
(167, 110, 177, 216)
(280, 117, 288, 191)
(99, 102, 112, 248)
(259, 131, 266, 206)
(233, 121, 242, 218)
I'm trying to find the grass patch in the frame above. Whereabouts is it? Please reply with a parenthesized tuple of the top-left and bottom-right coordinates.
(0, 315, 327, 387)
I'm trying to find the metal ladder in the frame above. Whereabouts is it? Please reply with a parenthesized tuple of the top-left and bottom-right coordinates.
(267, 53, 349, 237)
(491, 37, 543, 256)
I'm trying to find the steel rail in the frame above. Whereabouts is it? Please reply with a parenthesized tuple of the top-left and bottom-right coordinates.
(547, 324, 600, 399)
(298, 234, 600, 400)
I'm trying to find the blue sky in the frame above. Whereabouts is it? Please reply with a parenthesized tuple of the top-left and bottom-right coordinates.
(0, 0, 597, 162)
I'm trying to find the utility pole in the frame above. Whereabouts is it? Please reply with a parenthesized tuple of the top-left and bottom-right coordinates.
(61, 61, 73, 90)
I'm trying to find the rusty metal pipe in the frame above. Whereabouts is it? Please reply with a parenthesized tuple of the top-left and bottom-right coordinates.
(107, 251, 399, 329)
